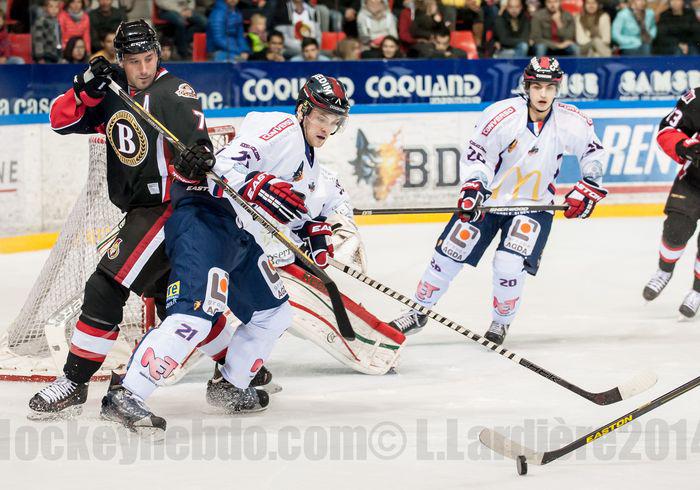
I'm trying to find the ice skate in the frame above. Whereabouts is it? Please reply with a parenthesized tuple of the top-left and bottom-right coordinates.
(389, 309, 428, 335)
(679, 290, 700, 319)
(100, 372, 166, 440)
(28, 376, 88, 420)
(484, 321, 509, 345)
(206, 366, 270, 413)
(643, 269, 672, 301)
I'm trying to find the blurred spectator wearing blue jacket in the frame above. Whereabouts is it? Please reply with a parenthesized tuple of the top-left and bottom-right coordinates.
(611, 0, 656, 55)
(207, 0, 251, 60)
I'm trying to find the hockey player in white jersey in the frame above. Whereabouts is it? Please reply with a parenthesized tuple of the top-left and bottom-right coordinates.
(100, 74, 355, 434)
(390, 57, 608, 345)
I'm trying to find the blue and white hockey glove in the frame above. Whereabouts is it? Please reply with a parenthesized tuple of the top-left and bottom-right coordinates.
(295, 219, 334, 268)
(457, 180, 492, 222)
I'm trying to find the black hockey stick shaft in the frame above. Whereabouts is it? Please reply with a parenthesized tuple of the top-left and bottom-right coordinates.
(107, 80, 355, 340)
(353, 205, 568, 216)
(329, 258, 645, 405)
(541, 374, 700, 464)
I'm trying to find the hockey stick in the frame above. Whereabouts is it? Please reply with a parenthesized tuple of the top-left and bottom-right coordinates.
(479, 373, 700, 475)
(328, 257, 656, 405)
(106, 80, 355, 340)
(353, 205, 568, 216)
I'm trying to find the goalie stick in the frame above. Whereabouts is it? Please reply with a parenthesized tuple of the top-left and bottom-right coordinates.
(353, 205, 568, 216)
(106, 80, 355, 340)
(479, 373, 700, 475)
(328, 257, 656, 405)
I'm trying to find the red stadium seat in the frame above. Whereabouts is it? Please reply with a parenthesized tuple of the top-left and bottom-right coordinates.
(152, 2, 168, 25)
(4, 0, 18, 27)
(321, 31, 346, 51)
(8, 34, 31, 63)
(451, 30, 478, 59)
(192, 32, 207, 61)
(561, 0, 583, 15)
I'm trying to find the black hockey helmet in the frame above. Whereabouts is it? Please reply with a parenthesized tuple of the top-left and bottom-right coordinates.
(114, 19, 161, 61)
(522, 56, 564, 88)
(297, 74, 350, 133)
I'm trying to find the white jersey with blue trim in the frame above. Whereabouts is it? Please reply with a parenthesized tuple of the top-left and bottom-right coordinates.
(459, 96, 606, 207)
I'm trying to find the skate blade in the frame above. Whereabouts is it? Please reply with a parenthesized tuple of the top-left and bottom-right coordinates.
(100, 413, 166, 443)
(677, 313, 697, 322)
(223, 404, 269, 415)
(258, 381, 283, 395)
(27, 405, 83, 421)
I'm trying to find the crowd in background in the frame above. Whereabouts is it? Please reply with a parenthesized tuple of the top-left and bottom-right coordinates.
(0, 0, 699, 64)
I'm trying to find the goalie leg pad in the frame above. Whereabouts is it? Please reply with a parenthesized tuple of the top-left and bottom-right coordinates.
(221, 302, 293, 388)
(491, 250, 526, 324)
(122, 313, 212, 400)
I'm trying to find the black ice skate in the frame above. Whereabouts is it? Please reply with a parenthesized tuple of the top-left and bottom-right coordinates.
(206, 365, 269, 413)
(389, 309, 428, 335)
(100, 372, 166, 439)
(28, 376, 89, 420)
(484, 321, 509, 345)
(643, 269, 672, 301)
(679, 290, 700, 318)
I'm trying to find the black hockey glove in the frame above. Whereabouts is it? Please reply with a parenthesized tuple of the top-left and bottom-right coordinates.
(676, 137, 700, 166)
(73, 56, 114, 106)
(295, 219, 334, 269)
(172, 141, 215, 184)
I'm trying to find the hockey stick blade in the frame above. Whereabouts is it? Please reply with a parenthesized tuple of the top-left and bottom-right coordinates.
(106, 79, 355, 340)
(479, 373, 700, 470)
(329, 257, 655, 404)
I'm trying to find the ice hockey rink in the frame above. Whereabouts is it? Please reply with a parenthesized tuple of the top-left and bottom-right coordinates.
(1, 216, 699, 489)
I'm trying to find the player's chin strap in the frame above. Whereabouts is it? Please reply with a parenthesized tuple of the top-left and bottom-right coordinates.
(104, 78, 356, 341)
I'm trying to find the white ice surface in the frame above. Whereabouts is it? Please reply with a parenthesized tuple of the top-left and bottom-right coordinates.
(1, 217, 700, 489)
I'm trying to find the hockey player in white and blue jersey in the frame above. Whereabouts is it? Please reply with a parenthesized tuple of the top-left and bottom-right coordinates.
(390, 57, 608, 345)
(100, 74, 352, 434)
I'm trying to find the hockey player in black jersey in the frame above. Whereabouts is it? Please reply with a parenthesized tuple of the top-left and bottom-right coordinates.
(643, 87, 700, 317)
(28, 19, 224, 420)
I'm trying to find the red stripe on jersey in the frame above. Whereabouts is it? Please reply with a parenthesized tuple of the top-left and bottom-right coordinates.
(75, 320, 119, 340)
(114, 205, 173, 284)
(197, 315, 227, 348)
(69, 345, 107, 362)
(657, 127, 689, 164)
(49, 89, 88, 130)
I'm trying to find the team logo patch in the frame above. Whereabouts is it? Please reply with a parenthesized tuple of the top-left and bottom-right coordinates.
(507, 139, 518, 153)
(482, 106, 516, 136)
(528, 146, 539, 155)
(107, 238, 122, 260)
(106, 110, 149, 167)
(493, 297, 519, 316)
(193, 300, 202, 311)
(175, 83, 197, 99)
(260, 118, 294, 141)
(166, 281, 180, 308)
(439, 221, 480, 262)
(292, 161, 304, 181)
(204, 268, 229, 316)
(503, 216, 541, 256)
(258, 256, 287, 299)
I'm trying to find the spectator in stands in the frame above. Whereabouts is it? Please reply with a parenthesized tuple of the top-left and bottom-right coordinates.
(694, 0, 700, 21)
(121, 0, 153, 22)
(290, 36, 330, 59)
(246, 12, 268, 53)
(155, 0, 208, 58)
(357, 0, 398, 49)
(249, 29, 286, 59)
(530, 0, 578, 56)
(335, 36, 362, 58)
(314, 0, 343, 32)
(89, 29, 116, 62)
(0, 9, 26, 63)
(270, 0, 321, 57)
(611, 0, 656, 55)
(398, 0, 417, 47)
(160, 36, 176, 60)
(430, 23, 467, 57)
(653, 0, 699, 54)
(442, 0, 483, 37)
(59, 0, 91, 53)
(409, 0, 447, 55)
(493, 0, 530, 57)
(206, 0, 250, 61)
(89, 0, 125, 49)
(575, 0, 611, 56)
(364, 33, 404, 57)
(33, 0, 63, 63)
(62, 34, 88, 62)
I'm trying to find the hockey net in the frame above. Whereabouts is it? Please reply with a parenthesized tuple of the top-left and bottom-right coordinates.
(0, 125, 236, 381)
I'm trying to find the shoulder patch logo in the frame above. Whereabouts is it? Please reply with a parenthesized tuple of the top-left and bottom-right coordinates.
(260, 118, 294, 141)
(175, 83, 197, 99)
(107, 238, 122, 260)
(482, 106, 516, 136)
(681, 89, 696, 104)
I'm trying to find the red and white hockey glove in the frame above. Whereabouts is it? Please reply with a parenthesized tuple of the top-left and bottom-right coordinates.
(676, 137, 700, 166)
(564, 177, 608, 219)
(239, 171, 308, 224)
(457, 179, 492, 222)
(295, 219, 334, 268)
